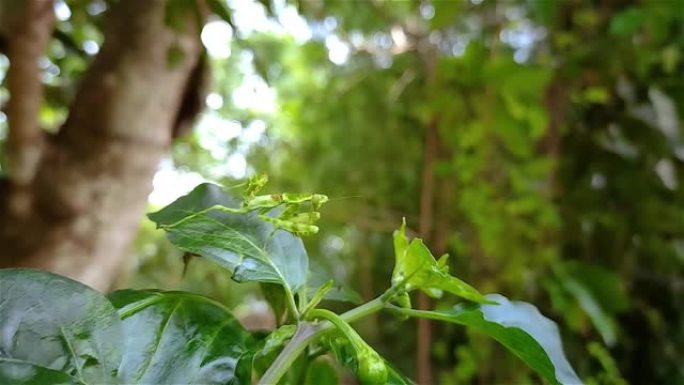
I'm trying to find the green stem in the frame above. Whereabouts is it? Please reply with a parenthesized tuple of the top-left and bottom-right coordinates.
(307, 308, 364, 350)
(257, 295, 387, 385)
(284, 285, 300, 320)
(297, 287, 308, 315)
(300, 280, 334, 317)
(385, 304, 457, 323)
(258, 322, 318, 385)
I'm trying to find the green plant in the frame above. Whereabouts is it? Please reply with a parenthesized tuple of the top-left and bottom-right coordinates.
(0, 177, 582, 384)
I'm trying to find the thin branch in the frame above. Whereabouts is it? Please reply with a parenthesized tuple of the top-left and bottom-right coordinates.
(415, 26, 440, 385)
(257, 295, 388, 385)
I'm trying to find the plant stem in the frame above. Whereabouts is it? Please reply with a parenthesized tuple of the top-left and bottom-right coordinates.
(307, 308, 365, 351)
(258, 322, 318, 385)
(283, 285, 299, 320)
(297, 287, 308, 315)
(257, 295, 387, 385)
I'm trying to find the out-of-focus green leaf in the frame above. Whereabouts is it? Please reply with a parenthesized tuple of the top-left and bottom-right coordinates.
(303, 357, 339, 385)
(563, 279, 616, 347)
(391, 221, 490, 303)
(206, 0, 234, 28)
(0, 358, 76, 385)
(261, 282, 289, 323)
(149, 183, 309, 293)
(562, 262, 628, 314)
(587, 342, 628, 385)
(392, 294, 582, 385)
(557, 261, 628, 347)
(256, 0, 276, 16)
(430, 1, 462, 30)
(582, 87, 610, 104)
(531, 0, 558, 24)
(305, 283, 363, 305)
(307, 262, 363, 305)
(108, 289, 256, 385)
(0, 269, 122, 385)
(610, 7, 644, 36)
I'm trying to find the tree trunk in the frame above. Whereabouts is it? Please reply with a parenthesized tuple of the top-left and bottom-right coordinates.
(416, 116, 439, 385)
(0, 0, 204, 291)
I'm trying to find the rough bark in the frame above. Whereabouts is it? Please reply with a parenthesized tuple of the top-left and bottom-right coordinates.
(0, 0, 204, 291)
(3, 0, 54, 216)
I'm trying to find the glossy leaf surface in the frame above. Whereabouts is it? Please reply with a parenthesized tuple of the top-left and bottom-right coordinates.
(149, 183, 309, 292)
(0, 269, 122, 385)
(108, 289, 256, 385)
(0, 358, 76, 385)
(394, 293, 582, 385)
(148, 183, 240, 227)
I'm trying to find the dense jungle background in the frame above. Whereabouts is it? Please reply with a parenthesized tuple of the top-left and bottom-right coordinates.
(0, 0, 682, 384)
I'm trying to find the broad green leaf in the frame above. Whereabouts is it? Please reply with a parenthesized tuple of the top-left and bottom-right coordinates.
(206, 0, 235, 28)
(0, 358, 75, 385)
(149, 183, 309, 293)
(108, 289, 256, 385)
(148, 183, 240, 227)
(0, 269, 122, 385)
(391, 222, 490, 304)
(393, 294, 582, 385)
(303, 358, 339, 385)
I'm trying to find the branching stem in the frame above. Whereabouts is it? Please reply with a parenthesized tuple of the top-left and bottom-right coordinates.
(257, 294, 388, 385)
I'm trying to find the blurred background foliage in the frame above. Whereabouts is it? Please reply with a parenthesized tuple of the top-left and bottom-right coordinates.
(2, 0, 681, 384)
